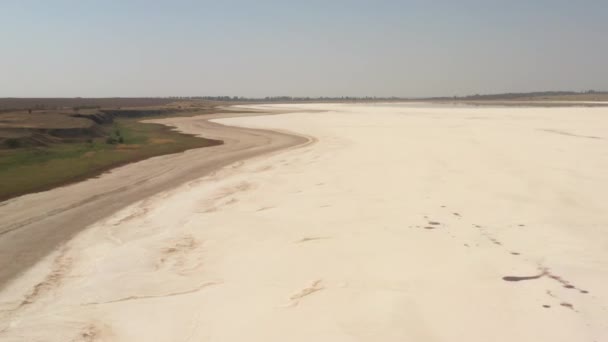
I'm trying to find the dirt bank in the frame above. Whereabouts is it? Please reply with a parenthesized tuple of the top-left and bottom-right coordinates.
(0, 110, 309, 290)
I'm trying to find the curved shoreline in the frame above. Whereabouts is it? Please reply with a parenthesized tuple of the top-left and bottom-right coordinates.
(0, 108, 311, 290)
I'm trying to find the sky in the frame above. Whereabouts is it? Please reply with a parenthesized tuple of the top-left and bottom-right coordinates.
(1, 0, 607, 98)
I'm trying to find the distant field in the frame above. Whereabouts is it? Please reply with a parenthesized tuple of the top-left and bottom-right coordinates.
(0, 98, 178, 111)
(0, 99, 250, 201)
(0, 118, 221, 201)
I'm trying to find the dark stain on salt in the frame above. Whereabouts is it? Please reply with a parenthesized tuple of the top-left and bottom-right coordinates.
(502, 273, 544, 282)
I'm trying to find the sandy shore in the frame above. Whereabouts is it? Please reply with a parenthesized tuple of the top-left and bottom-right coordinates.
(0, 110, 308, 289)
(1, 103, 608, 341)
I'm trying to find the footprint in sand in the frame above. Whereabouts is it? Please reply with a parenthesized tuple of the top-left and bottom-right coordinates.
(423, 221, 441, 230)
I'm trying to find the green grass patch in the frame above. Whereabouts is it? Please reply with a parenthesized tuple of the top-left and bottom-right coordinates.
(0, 119, 222, 201)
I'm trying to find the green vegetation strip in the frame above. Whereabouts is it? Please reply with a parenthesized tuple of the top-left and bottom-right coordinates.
(0, 119, 222, 201)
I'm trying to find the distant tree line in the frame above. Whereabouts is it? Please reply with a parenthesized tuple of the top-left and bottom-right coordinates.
(429, 90, 607, 101)
(164, 90, 608, 102)
(168, 96, 410, 102)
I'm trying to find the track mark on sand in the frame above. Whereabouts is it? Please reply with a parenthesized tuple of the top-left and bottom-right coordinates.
(288, 280, 324, 307)
(420, 219, 443, 230)
(503, 273, 544, 282)
(200, 181, 253, 213)
(0, 245, 75, 328)
(256, 165, 273, 172)
(539, 129, 602, 140)
(111, 206, 149, 226)
(81, 281, 221, 306)
(544, 268, 589, 293)
(560, 302, 575, 310)
(544, 290, 578, 312)
(503, 267, 589, 293)
(474, 224, 505, 247)
(295, 237, 330, 243)
(230, 161, 244, 169)
(21, 246, 73, 306)
(488, 237, 502, 246)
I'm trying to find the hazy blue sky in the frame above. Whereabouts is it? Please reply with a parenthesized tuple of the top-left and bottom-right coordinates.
(1, 0, 607, 97)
